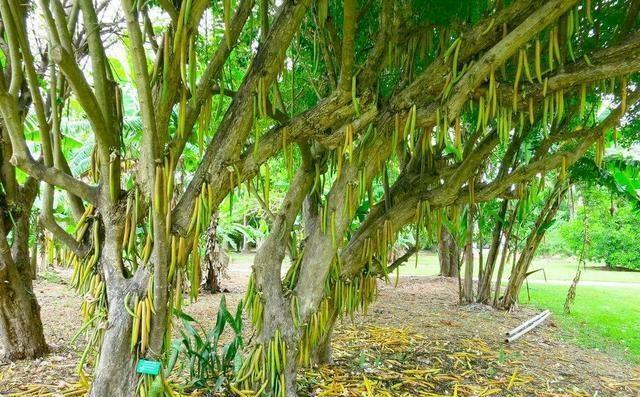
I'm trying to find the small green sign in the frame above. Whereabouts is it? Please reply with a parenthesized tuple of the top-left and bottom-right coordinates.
(136, 359, 161, 375)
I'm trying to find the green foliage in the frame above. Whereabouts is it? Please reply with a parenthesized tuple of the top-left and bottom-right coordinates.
(536, 225, 573, 257)
(558, 186, 640, 270)
(167, 297, 244, 391)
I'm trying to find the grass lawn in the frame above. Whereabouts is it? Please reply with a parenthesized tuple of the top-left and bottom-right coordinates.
(399, 251, 640, 283)
(230, 251, 640, 283)
(519, 284, 640, 364)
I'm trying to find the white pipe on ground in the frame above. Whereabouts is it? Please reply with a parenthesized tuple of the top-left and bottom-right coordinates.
(505, 311, 551, 343)
(506, 309, 550, 337)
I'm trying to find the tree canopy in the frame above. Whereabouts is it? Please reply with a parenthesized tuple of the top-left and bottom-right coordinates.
(0, 0, 639, 396)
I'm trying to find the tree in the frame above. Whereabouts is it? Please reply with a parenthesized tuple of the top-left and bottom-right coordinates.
(438, 225, 460, 277)
(238, 0, 640, 393)
(201, 213, 229, 293)
(556, 157, 640, 271)
(0, 0, 96, 361)
(499, 182, 568, 308)
(1, 1, 639, 397)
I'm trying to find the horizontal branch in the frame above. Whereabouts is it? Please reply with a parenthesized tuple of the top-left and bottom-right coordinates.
(340, 90, 638, 279)
(12, 155, 99, 205)
(39, 211, 89, 257)
(486, 34, 640, 105)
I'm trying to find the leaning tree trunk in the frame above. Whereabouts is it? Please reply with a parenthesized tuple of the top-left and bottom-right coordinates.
(492, 234, 512, 307)
(500, 186, 567, 310)
(492, 201, 519, 307)
(438, 226, 459, 277)
(246, 168, 314, 397)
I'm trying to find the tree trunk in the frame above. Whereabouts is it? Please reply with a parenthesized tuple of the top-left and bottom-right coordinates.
(242, 214, 251, 253)
(258, 294, 299, 397)
(500, 186, 566, 310)
(89, 286, 138, 397)
(477, 200, 509, 303)
(438, 227, 459, 277)
(0, 262, 48, 361)
(88, 217, 149, 397)
(311, 309, 335, 365)
(492, 202, 519, 307)
(202, 214, 229, 293)
(478, 227, 483, 281)
(463, 204, 474, 302)
(245, 167, 314, 397)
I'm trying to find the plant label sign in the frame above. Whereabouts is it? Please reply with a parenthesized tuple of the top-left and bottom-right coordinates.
(136, 359, 161, 375)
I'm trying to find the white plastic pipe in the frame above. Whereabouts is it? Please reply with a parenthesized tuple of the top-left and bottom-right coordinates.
(505, 311, 551, 343)
(506, 309, 550, 337)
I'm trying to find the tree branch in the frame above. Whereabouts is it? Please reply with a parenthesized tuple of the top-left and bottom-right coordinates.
(172, 0, 312, 236)
(169, 0, 256, 151)
(338, 0, 357, 92)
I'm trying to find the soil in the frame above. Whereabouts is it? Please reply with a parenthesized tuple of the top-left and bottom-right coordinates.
(0, 273, 638, 396)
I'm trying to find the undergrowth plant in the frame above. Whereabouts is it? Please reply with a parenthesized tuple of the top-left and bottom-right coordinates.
(167, 296, 244, 392)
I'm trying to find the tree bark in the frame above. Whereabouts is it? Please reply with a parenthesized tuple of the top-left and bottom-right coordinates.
(251, 166, 314, 397)
(463, 204, 474, 302)
(0, 262, 48, 362)
(477, 199, 509, 303)
(491, 200, 519, 307)
(438, 226, 459, 277)
(88, 213, 148, 397)
(202, 213, 228, 293)
(492, 242, 511, 307)
(500, 185, 567, 309)
(89, 288, 138, 397)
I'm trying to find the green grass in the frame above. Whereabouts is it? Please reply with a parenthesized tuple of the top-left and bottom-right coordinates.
(519, 284, 640, 364)
(230, 251, 640, 284)
(400, 252, 640, 283)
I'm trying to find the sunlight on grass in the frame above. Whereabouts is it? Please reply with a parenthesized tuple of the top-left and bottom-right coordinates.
(401, 252, 640, 283)
(520, 284, 640, 364)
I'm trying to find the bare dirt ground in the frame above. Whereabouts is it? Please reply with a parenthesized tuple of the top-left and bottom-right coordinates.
(1, 273, 639, 396)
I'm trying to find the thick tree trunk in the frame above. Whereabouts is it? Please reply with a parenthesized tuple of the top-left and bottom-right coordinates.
(0, 262, 48, 361)
(438, 227, 459, 277)
(250, 167, 314, 397)
(89, 287, 138, 397)
(257, 294, 299, 397)
(88, 217, 148, 397)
